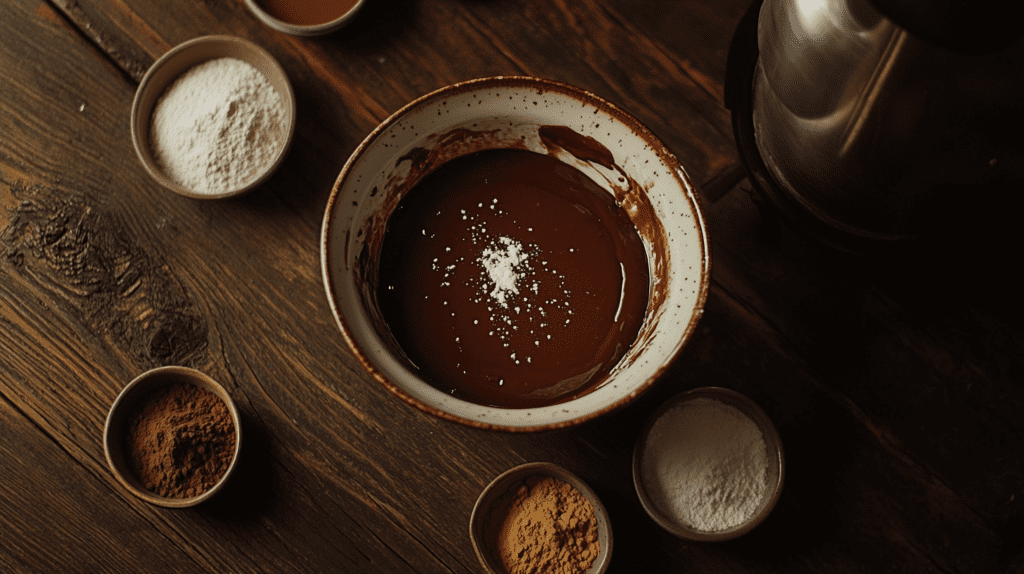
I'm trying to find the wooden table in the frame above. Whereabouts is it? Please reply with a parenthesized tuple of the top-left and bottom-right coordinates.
(2, 0, 1022, 572)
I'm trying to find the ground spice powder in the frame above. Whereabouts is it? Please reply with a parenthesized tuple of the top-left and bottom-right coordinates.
(494, 475, 600, 574)
(124, 381, 236, 498)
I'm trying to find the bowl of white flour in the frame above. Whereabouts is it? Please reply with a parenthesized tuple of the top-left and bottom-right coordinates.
(632, 387, 785, 541)
(131, 36, 296, 199)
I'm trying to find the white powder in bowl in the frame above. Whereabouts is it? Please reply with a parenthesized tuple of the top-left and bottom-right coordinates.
(642, 397, 769, 532)
(149, 57, 287, 195)
(478, 235, 529, 309)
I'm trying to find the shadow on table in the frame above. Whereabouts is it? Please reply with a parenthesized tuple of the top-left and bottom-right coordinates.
(323, 0, 418, 51)
(200, 411, 278, 522)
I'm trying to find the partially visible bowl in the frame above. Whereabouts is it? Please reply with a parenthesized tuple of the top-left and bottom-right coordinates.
(103, 366, 242, 508)
(130, 35, 296, 199)
(320, 76, 711, 431)
(633, 387, 785, 541)
(470, 462, 612, 574)
(244, 0, 366, 36)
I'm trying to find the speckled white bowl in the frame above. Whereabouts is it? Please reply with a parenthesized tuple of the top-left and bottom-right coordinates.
(321, 76, 710, 431)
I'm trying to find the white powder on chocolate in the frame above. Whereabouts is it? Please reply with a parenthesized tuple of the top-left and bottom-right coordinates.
(642, 397, 769, 532)
(149, 57, 287, 195)
(429, 200, 575, 367)
(478, 236, 528, 308)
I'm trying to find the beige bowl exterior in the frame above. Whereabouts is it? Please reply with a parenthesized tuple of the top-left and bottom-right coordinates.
(244, 0, 367, 36)
(130, 35, 296, 199)
(470, 462, 612, 574)
(103, 366, 243, 508)
(633, 387, 785, 541)
(321, 76, 710, 431)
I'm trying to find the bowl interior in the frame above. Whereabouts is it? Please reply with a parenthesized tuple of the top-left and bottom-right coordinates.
(244, 0, 366, 36)
(321, 77, 710, 430)
(470, 462, 612, 574)
(103, 366, 243, 508)
(632, 387, 785, 541)
(130, 35, 296, 199)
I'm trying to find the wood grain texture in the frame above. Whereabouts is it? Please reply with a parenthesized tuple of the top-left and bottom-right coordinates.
(2, 0, 1022, 572)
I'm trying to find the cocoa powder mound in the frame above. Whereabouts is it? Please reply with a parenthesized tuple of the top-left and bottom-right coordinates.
(494, 475, 600, 574)
(124, 381, 236, 498)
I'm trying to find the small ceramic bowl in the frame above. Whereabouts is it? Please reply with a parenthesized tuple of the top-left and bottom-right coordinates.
(633, 387, 784, 541)
(130, 35, 296, 199)
(103, 366, 243, 508)
(321, 76, 711, 431)
(470, 462, 612, 574)
(244, 0, 366, 36)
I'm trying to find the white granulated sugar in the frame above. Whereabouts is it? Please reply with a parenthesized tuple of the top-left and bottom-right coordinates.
(643, 397, 769, 532)
(478, 235, 528, 308)
(150, 57, 287, 195)
(428, 198, 575, 366)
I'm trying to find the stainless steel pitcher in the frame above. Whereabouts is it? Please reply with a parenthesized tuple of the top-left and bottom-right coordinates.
(730, 0, 1024, 249)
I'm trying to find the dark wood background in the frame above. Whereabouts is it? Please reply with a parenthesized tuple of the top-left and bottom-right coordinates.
(2, 0, 1022, 572)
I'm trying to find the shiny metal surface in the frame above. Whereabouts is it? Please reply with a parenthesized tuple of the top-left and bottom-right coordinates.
(752, 0, 1024, 241)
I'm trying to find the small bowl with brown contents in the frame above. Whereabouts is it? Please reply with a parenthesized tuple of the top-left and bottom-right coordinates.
(470, 462, 612, 574)
(103, 366, 242, 507)
(244, 0, 367, 36)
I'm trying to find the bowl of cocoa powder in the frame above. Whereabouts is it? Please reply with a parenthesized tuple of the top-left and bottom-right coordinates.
(103, 366, 242, 508)
(470, 462, 612, 574)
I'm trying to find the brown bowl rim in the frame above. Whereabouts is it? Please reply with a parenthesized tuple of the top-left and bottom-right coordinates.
(129, 35, 296, 200)
(102, 366, 243, 508)
(469, 462, 612, 574)
(320, 75, 712, 432)
(632, 386, 785, 541)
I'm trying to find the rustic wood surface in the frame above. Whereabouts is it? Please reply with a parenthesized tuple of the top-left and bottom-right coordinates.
(2, 0, 1022, 572)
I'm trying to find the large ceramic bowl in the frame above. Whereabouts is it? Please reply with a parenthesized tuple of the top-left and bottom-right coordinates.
(321, 76, 710, 431)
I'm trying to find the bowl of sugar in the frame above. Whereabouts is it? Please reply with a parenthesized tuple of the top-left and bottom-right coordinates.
(130, 35, 296, 199)
(321, 76, 711, 431)
(633, 387, 785, 541)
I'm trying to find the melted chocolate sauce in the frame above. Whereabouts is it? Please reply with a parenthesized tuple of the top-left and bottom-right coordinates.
(377, 149, 648, 408)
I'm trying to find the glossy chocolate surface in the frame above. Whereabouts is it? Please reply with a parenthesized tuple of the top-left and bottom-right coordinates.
(378, 149, 649, 408)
